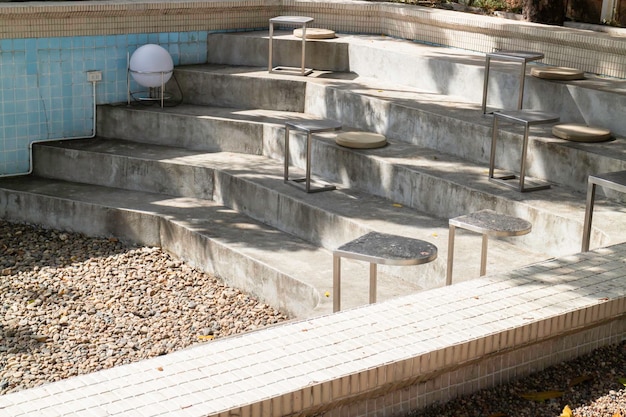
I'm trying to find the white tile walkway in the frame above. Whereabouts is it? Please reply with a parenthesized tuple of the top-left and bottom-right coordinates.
(0, 244, 624, 417)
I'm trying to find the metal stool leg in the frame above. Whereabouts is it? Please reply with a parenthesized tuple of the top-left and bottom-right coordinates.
(480, 234, 489, 276)
(300, 25, 307, 75)
(446, 224, 456, 285)
(268, 22, 274, 72)
(581, 181, 597, 252)
(305, 131, 312, 192)
(283, 125, 291, 182)
(489, 116, 499, 179)
(482, 56, 491, 114)
(517, 62, 527, 110)
(519, 122, 531, 191)
(369, 263, 377, 304)
(333, 255, 341, 312)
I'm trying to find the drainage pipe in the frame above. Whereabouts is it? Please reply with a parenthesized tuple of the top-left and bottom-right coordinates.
(0, 79, 98, 178)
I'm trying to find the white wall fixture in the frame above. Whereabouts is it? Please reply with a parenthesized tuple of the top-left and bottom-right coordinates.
(127, 44, 174, 107)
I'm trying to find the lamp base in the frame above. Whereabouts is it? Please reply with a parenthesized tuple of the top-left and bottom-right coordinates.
(128, 87, 174, 107)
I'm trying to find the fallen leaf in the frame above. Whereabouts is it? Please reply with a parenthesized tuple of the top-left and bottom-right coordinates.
(392, 203, 403, 208)
(432, 233, 438, 238)
(519, 390, 564, 402)
(612, 412, 623, 417)
(197, 335, 214, 341)
(156, 366, 164, 372)
(618, 377, 626, 386)
(324, 291, 330, 298)
(568, 374, 593, 387)
(560, 405, 573, 417)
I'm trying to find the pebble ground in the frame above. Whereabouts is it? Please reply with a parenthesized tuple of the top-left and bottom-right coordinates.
(408, 341, 625, 417)
(1, 220, 624, 417)
(0, 220, 289, 395)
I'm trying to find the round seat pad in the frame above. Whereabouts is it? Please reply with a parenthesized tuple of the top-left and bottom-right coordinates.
(552, 123, 612, 142)
(293, 28, 336, 39)
(530, 66, 585, 80)
(336, 132, 387, 149)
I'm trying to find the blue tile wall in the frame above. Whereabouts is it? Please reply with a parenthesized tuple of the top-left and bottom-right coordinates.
(0, 31, 208, 175)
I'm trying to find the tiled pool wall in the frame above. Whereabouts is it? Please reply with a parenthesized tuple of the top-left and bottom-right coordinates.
(1, 0, 624, 176)
(0, 32, 208, 175)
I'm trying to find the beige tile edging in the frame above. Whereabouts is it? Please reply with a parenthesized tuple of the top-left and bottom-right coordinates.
(0, 244, 624, 417)
(1, 0, 625, 78)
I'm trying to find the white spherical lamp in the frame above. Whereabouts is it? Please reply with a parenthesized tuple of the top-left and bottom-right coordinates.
(129, 44, 174, 88)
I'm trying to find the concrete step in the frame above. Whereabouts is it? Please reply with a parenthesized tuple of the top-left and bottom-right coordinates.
(0, 175, 426, 319)
(30, 133, 626, 272)
(94, 98, 626, 256)
(28, 137, 557, 287)
(204, 30, 626, 137)
(162, 64, 626, 196)
(0, 173, 554, 321)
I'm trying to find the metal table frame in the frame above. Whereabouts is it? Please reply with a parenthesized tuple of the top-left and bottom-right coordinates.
(481, 51, 544, 114)
(489, 110, 559, 192)
(268, 16, 314, 76)
(284, 119, 342, 193)
(333, 232, 437, 312)
(581, 170, 626, 252)
(446, 210, 532, 285)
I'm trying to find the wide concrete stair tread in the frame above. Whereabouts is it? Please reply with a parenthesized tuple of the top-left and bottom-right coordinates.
(208, 30, 626, 137)
(165, 64, 626, 195)
(0, 175, 426, 318)
(28, 137, 625, 274)
(98, 95, 626, 255)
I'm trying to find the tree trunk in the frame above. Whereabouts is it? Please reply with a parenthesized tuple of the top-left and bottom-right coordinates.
(523, 0, 566, 25)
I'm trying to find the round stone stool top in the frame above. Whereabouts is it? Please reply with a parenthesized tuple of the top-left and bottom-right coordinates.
(530, 66, 585, 80)
(293, 28, 336, 39)
(449, 209, 532, 237)
(552, 123, 612, 142)
(335, 131, 387, 149)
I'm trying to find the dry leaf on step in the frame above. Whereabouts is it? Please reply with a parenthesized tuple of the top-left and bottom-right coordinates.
(568, 374, 593, 387)
(560, 405, 573, 417)
(519, 390, 564, 402)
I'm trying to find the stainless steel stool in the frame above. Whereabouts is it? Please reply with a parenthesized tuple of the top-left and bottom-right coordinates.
(268, 16, 314, 76)
(284, 119, 342, 193)
(333, 232, 437, 312)
(581, 170, 626, 252)
(446, 210, 532, 285)
(489, 109, 559, 192)
(481, 50, 544, 114)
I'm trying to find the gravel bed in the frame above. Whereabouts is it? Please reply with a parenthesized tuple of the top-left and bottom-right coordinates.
(0, 220, 290, 395)
(1, 220, 624, 417)
(406, 342, 626, 417)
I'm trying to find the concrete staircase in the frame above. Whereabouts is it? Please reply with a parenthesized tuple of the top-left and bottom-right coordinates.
(1, 30, 625, 319)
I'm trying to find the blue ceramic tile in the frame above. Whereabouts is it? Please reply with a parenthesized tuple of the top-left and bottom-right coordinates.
(12, 39, 25, 50)
(4, 126, 16, 141)
(74, 36, 86, 48)
(116, 35, 127, 47)
(61, 37, 73, 49)
(1, 39, 13, 50)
